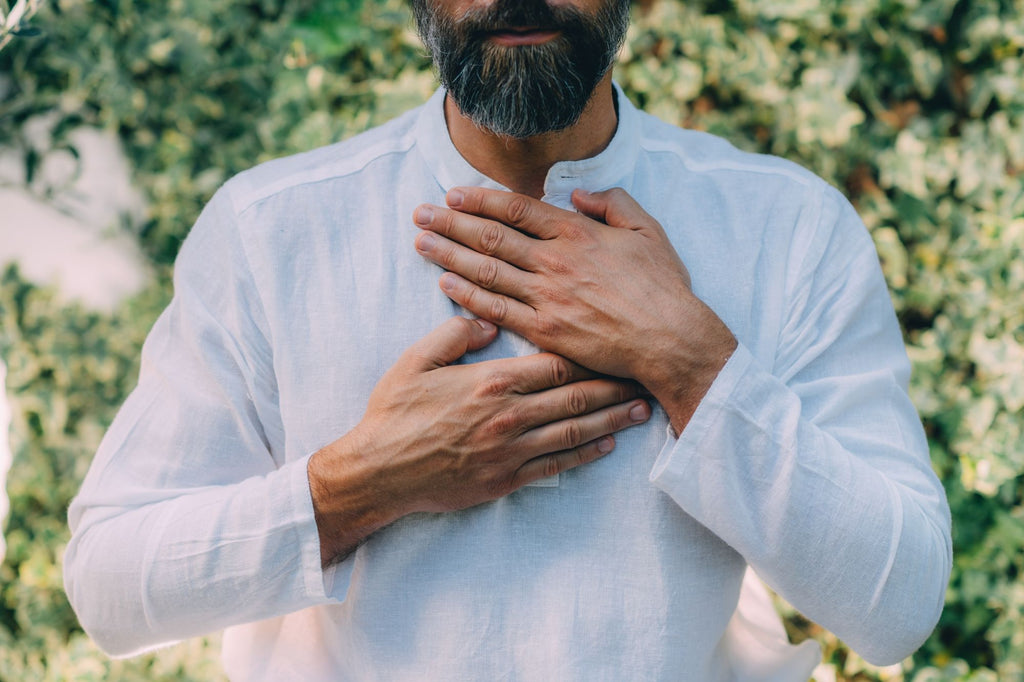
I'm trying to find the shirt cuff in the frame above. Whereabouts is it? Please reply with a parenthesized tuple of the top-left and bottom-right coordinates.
(648, 341, 756, 490)
(292, 453, 354, 603)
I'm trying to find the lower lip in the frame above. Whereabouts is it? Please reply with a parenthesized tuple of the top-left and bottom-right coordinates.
(488, 30, 561, 46)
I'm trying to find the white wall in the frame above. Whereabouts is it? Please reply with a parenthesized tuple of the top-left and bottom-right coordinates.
(0, 118, 150, 311)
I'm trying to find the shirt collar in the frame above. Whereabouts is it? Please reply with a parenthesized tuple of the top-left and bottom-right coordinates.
(414, 83, 641, 206)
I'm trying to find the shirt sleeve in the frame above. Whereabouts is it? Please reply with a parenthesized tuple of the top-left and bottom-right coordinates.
(649, 187, 952, 666)
(63, 186, 345, 657)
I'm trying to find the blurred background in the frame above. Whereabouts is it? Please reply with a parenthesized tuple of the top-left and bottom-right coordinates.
(0, 0, 1021, 679)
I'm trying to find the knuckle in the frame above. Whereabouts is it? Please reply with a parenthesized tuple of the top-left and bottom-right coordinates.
(435, 209, 456, 236)
(479, 472, 505, 499)
(488, 409, 521, 437)
(505, 196, 531, 226)
(480, 223, 504, 255)
(488, 295, 510, 322)
(477, 258, 500, 287)
(565, 385, 589, 415)
(549, 356, 571, 387)
(492, 477, 515, 498)
(618, 382, 636, 402)
(542, 456, 561, 479)
(560, 420, 584, 450)
(480, 370, 515, 396)
(463, 284, 480, 309)
(540, 251, 573, 276)
(559, 220, 588, 243)
(438, 244, 458, 269)
(535, 315, 561, 340)
(534, 283, 570, 309)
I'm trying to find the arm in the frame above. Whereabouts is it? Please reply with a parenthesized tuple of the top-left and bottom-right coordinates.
(413, 185, 952, 664)
(64, 189, 319, 656)
(307, 316, 652, 567)
(64, 189, 651, 656)
(647, 199, 951, 662)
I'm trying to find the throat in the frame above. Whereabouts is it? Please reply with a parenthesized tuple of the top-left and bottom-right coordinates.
(442, 74, 619, 200)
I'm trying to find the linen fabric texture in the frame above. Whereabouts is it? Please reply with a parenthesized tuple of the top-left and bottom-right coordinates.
(63, 86, 952, 682)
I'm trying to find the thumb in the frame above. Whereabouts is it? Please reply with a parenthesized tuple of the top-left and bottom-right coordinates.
(574, 187, 691, 289)
(572, 187, 654, 231)
(401, 317, 498, 372)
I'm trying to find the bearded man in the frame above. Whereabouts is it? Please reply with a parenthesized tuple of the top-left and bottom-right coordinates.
(64, 1, 951, 680)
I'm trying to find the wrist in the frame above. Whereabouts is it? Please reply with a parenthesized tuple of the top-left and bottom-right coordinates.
(638, 304, 737, 434)
(307, 429, 409, 567)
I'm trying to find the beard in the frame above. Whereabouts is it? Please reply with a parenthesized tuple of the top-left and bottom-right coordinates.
(411, 0, 630, 139)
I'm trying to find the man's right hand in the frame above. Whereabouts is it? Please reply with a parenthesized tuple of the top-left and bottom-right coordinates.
(307, 316, 651, 566)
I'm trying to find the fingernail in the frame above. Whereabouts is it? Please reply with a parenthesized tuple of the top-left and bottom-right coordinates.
(630, 402, 650, 422)
(447, 189, 464, 207)
(598, 436, 614, 453)
(440, 273, 458, 291)
(414, 206, 434, 225)
(475, 319, 496, 333)
(416, 232, 436, 251)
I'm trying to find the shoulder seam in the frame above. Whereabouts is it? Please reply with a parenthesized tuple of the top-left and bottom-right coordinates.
(226, 128, 419, 216)
(638, 132, 820, 189)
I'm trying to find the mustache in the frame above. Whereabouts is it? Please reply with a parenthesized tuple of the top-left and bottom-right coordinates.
(456, 0, 589, 35)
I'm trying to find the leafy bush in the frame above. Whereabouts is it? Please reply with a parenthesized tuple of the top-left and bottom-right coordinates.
(1, 0, 1021, 679)
(0, 267, 228, 680)
(0, 0, 44, 52)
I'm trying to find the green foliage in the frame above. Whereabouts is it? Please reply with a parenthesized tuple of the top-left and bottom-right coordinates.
(1, 0, 1021, 679)
(0, 0, 45, 52)
(0, 0, 430, 266)
(0, 267, 228, 680)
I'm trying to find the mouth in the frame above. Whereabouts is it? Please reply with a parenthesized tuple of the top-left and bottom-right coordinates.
(485, 27, 562, 46)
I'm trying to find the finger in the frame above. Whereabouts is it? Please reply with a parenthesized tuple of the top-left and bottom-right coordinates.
(439, 272, 535, 336)
(414, 204, 538, 269)
(511, 378, 642, 430)
(571, 187, 656, 232)
(572, 188, 692, 288)
(415, 230, 533, 299)
(511, 436, 616, 488)
(399, 316, 498, 373)
(475, 352, 602, 396)
(515, 398, 651, 457)
(446, 187, 565, 240)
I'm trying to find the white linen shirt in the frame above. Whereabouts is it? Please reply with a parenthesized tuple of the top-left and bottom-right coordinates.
(64, 86, 952, 681)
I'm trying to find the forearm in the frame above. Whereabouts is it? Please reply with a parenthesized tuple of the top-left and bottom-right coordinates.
(307, 430, 410, 568)
(650, 344, 951, 664)
(635, 293, 738, 434)
(64, 457, 333, 656)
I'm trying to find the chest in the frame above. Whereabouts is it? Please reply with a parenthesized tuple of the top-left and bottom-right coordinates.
(254, 181, 787, 463)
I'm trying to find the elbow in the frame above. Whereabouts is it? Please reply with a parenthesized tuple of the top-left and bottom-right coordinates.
(853, 596, 944, 666)
(71, 609, 155, 659)
(63, 571, 127, 657)
(849, 473, 953, 666)
(63, 531, 169, 658)
(850, 526, 951, 666)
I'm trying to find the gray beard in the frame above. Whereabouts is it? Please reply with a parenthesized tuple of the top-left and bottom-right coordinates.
(413, 1, 629, 139)
(446, 38, 592, 139)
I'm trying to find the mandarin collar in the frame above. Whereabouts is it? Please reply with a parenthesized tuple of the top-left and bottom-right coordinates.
(414, 83, 641, 207)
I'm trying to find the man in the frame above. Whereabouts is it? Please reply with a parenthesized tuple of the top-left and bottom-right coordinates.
(64, 0, 952, 679)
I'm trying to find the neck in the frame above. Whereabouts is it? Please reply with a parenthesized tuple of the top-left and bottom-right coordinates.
(444, 74, 618, 199)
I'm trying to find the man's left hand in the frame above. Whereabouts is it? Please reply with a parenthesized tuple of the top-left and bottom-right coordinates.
(413, 187, 737, 431)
